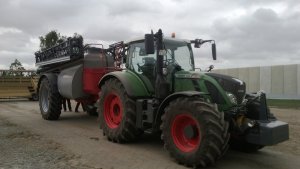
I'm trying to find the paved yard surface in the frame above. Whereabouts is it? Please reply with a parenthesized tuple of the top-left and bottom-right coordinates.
(0, 100, 299, 169)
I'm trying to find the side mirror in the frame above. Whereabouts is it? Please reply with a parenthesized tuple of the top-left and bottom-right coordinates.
(145, 34, 155, 54)
(212, 43, 217, 60)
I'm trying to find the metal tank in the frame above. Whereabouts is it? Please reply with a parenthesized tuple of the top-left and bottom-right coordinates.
(57, 47, 114, 99)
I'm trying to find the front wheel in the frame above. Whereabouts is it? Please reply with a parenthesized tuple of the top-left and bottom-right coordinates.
(98, 78, 140, 142)
(161, 98, 229, 168)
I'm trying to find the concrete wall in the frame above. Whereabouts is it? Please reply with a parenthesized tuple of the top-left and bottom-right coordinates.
(213, 64, 300, 99)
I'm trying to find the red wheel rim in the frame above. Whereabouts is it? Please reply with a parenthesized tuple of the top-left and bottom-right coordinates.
(103, 93, 123, 129)
(171, 114, 201, 152)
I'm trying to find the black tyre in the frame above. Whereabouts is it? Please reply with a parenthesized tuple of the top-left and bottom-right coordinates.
(39, 75, 62, 120)
(98, 78, 140, 142)
(161, 98, 229, 168)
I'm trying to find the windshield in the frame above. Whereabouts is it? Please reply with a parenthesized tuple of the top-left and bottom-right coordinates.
(128, 39, 194, 73)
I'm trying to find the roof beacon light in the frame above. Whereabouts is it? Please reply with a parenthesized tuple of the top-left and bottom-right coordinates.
(171, 32, 176, 38)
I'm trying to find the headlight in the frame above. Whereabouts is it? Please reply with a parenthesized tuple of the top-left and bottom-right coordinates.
(226, 92, 237, 104)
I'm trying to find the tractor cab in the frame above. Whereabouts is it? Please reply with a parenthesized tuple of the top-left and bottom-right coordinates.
(126, 38, 195, 90)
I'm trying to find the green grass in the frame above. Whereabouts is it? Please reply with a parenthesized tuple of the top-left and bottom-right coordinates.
(267, 99, 300, 109)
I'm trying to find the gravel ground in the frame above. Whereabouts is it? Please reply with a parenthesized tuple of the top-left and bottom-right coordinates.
(0, 117, 95, 169)
(0, 101, 299, 169)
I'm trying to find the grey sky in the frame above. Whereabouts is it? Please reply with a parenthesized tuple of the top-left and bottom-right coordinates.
(0, 0, 299, 69)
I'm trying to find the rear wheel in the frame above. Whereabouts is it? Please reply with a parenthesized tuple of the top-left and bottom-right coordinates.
(39, 75, 62, 120)
(99, 78, 140, 142)
(161, 98, 229, 168)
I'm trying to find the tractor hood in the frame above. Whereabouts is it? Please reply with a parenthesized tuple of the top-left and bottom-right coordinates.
(205, 73, 246, 104)
(174, 71, 203, 79)
(173, 71, 246, 105)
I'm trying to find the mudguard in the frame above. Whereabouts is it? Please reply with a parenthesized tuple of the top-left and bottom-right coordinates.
(98, 70, 152, 98)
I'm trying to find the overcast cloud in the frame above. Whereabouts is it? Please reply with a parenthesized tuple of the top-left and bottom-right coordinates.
(0, 0, 299, 69)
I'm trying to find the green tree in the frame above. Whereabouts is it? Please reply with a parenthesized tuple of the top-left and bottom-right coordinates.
(10, 59, 25, 71)
(39, 30, 66, 51)
(9, 59, 25, 76)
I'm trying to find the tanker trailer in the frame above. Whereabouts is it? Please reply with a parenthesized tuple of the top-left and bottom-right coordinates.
(35, 37, 114, 119)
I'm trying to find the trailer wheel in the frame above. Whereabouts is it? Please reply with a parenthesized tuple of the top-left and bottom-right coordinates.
(39, 75, 62, 120)
(161, 98, 229, 168)
(99, 78, 140, 142)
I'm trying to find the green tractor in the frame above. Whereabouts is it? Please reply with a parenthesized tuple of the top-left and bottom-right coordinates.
(98, 29, 289, 167)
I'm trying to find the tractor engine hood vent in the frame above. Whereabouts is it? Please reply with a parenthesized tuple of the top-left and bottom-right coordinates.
(206, 73, 246, 104)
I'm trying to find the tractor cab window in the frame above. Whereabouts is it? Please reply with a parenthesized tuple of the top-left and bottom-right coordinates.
(128, 42, 157, 84)
(129, 42, 156, 75)
(164, 39, 194, 71)
(128, 40, 194, 74)
(128, 40, 194, 87)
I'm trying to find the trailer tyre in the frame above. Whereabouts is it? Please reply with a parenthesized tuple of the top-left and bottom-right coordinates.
(99, 78, 140, 142)
(161, 98, 229, 168)
(39, 76, 62, 120)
